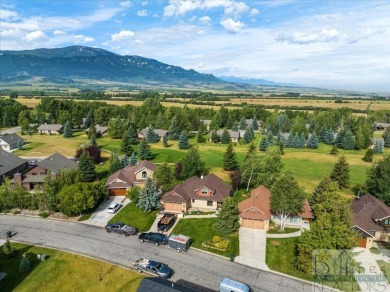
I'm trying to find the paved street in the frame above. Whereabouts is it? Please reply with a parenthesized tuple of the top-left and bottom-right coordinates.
(0, 126, 21, 135)
(1, 215, 323, 292)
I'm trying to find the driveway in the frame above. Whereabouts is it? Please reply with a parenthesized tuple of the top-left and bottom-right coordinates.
(0, 126, 21, 135)
(235, 228, 269, 270)
(83, 196, 130, 227)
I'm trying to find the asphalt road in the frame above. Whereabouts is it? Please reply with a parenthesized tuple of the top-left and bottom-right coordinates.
(0, 126, 21, 135)
(0, 215, 325, 292)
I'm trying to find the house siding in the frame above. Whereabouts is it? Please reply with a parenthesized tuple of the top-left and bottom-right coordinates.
(191, 199, 218, 210)
(135, 168, 154, 180)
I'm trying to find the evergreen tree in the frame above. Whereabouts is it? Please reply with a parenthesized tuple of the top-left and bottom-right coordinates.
(180, 147, 207, 179)
(120, 155, 129, 168)
(330, 155, 350, 189)
(366, 155, 390, 205)
(146, 125, 159, 143)
(128, 124, 138, 145)
(108, 153, 121, 174)
(311, 175, 333, 205)
(307, 132, 318, 149)
(244, 142, 256, 163)
(230, 169, 241, 191)
(63, 120, 72, 138)
(298, 132, 306, 148)
(239, 116, 247, 130)
(266, 131, 274, 147)
(196, 124, 206, 143)
(168, 116, 181, 140)
(319, 126, 327, 143)
(324, 128, 334, 145)
(385, 132, 390, 148)
(85, 111, 93, 128)
(286, 133, 294, 148)
(138, 138, 153, 160)
(19, 254, 30, 272)
(223, 143, 239, 171)
(216, 197, 239, 234)
(78, 152, 96, 182)
(342, 130, 356, 150)
(276, 130, 283, 144)
(330, 144, 339, 155)
(220, 129, 231, 144)
(335, 129, 346, 148)
(231, 121, 239, 131)
(373, 140, 384, 154)
(129, 152, 138, 166)
(137, 178, 162, 211)
(162, 133, 169, 147)
(178, 130, 189, 149)
(252, 117, 259, 130)
(259, 136, 268, 151)
(292, 133, 300, 148)
(88, 123, 97, 140)
(243, 125, 254, 144)
(210, 130, 219, 143)
(362, 148, 374, 162)
(278, 142, 284, 155)
(121, 131, 133, 155)
(3, 240, 15, 258)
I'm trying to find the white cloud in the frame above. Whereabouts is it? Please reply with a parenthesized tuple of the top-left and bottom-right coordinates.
(220, 18, 245, 33)
(25, 30, 46, 42)
(1, 28, 23, 38)
(111, 30, 135, 41)
(0, 9, 18, 19)
(199, 16, 211, 24)
(120, 1, 132, 8)
(276, 28, 342, 44)
(250, 8, 259, 16)
(83, 37, 95, 43)
(53, 30, 66, 36)
(137, 10, 149, 17)
(142, 1, 148, 5)
(188, 15, 197, 22)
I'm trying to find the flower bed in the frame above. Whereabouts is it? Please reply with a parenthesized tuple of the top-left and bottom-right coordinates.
(202, 236, 229, 251)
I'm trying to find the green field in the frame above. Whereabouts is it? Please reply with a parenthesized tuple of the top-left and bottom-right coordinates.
(0, 242, 144, 292)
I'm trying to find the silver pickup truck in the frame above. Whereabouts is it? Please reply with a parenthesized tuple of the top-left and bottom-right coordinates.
(132, 258, 173, 279)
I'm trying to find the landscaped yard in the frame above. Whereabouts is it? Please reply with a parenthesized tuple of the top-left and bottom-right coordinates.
(172, 218, 239, 258)
(377, 260, 390, 282)
(109, 202, 158, 232)
(0, 242, 144, 292)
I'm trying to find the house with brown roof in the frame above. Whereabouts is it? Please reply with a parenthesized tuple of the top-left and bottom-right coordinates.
(350, 194, 390, 248)
(161, 174, 232, 213)
(105, 160, 156, 196)
(238, 185, 313, 230)
(37, 124, 63, 135)
(138, 128, 168, 141)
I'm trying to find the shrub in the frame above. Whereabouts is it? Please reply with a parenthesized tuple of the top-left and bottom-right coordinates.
(39, 211, 49, 218)
(13, 209, 20, 215)
(127, 186, 141, 204)
(3, 240, 15, 258)
(19, 253, 30, 272)
(215, 240, 229, 250)
(212, 236, 222, 243)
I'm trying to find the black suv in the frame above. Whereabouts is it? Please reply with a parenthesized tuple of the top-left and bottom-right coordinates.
(138, 232, 168, 246)
(105, 222, 138, 236)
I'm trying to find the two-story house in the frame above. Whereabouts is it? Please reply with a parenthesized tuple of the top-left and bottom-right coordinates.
(161, 174, 232, 212)
(0, 150, 28, 184)
(105, 160, 156, 196)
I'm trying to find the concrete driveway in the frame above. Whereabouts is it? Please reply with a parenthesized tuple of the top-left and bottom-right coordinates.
(235, 228, 269, 270)
(83, 196, 130, 227)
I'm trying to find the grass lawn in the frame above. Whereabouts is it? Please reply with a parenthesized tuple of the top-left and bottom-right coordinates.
(172, 218, 239, 258)
(377, 260, 390, 282)
(109, 202, 158, 232)
(0, 242, 144, 292)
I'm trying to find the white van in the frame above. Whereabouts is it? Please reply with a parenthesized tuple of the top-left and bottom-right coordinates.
(219, 278, 253, 292)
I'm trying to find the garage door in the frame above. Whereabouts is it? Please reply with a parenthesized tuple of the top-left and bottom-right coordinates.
(358, 238, 368, 248)
(163, 202, 182, 212)
(109, 189, 127, 196)
(241, 219, 264, 229)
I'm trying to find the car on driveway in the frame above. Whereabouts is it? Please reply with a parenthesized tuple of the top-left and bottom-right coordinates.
(105, 222, 138, 236)
(107, 203, 121, 213)
(138, 232, 168, 246)
(133, 258, 173, 278)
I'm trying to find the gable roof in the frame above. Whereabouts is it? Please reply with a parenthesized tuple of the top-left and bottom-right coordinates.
(37, 124, 63, 131)
(0, 133, 24, 145)
(38, 153, 77, 172)
(162, 173, 231, 203)
(215, 130, 240, 139)
(85, 125, 108, 135)
(139, 128, 168, 138)
(374, 122, 390, 129)
(238, 185, 271, 220)
(299, 199, 314, 219)
(105, 160, 156, 188)
(351, 194, 390, 233)
(0, 149, 27, 176)
(201, 119, 211, 125)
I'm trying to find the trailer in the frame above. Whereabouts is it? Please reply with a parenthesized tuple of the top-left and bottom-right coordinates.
(168, 234, 191, 252)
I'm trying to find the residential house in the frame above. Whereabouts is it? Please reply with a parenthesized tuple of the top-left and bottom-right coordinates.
(374, 122, 390, 131)
(161, 174, 232, 213)
(138, 128, 168, 141)
(0, 134, 24, 151)
(209, 130, 240, 143)
(12, 153, 77, 192)
(350, 194, 390, 249)
(246, 119, 260, 129)
(37, 124, 63, 135)
(238, 185, 313, 230)
(105, 160, 156, 196)
(84, 125, 108, 137)
(200, 119, 212, 131)
(0, 149, 28, 184)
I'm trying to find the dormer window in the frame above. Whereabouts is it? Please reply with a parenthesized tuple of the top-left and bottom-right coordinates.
(201, 188, 208, 195)
(142, 171, 147, 179)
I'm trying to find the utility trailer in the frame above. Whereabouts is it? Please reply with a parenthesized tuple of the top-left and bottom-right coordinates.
(168, 234, 191, 252)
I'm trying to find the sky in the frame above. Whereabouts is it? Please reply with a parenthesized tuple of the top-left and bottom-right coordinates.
(1, 0, 390, 92)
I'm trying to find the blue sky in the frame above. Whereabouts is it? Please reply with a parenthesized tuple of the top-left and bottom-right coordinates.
(1, 0, 390, 92)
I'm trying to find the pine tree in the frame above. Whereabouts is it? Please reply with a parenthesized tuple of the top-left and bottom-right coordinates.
(324, 128, 334, 145)
(307, 132, 318, 149)
(210, 130, 219, 143)
(196, 124, 206, 143)
(63, 120, 72, 138)
(178, 130, 189, 149)
(252, 117, 259, 130)
(78, 152, 96, 182)
(85, 111, 93, 128)
(220, 129, 231, 144)
(3, 240, 15, 258)
(243, 125, 254, 144)
(342, 130, 356, 150)
(385, 132, 390, 148)
(146, 125, 159, 143)
(299, 132, 306, 148)
(292, 133, 300, 148)
(330, 144, 339, 155)
(230, 169, 241, 191)
(311, 175, 333, 205)
(286, 133, 293, 148)
(231, 121, 239, 131)
(88, 123, 97, 140)
(128, 124, 138, 145)
(180, 147, 207, 179)
(276, 130, 283, 144)
(121, 131, 133, 155)
(373, 140, 384, 154)
(121, 155, 129, 168)
(330, 155, 350, 189)
(319, 126, 327, 143)
(19, 254, 30, 272)
(138, 138, 153, 160)
(335, 129, 346, 148)
(239, 116, 247, 130)
(137, 178, 162, 211)
(129, 152, 138, 166)
(108, 153, 121, 174)
(362, 148, 374, 162)
(168, 116, 181, 140)
(223, 143, 239, 171)
(259, 136, 268, 151)
(163, 133, 169, 147)
(266, 131, 274, 147)
(216, 197, 239, 234)
(279, 142, 285, 155)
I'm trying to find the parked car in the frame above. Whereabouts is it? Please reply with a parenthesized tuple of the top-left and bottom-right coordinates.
(105, 222, 138, 236)
(133, 258, 173, 278)
(138, 232, 168, 246)
(157, 213, 176, 232)
(107, 203, 121, 213)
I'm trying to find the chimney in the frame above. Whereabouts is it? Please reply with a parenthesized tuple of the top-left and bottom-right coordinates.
(14, 172, 22, 186)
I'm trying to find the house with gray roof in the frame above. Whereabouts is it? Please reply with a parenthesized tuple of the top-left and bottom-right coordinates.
(0, 149, 28, 184)
(37, 124, 63, 135)
(210, 130, 240, 143)
(138, 128, 168, 141)
(84, 124, 108, 137)
(0, 134, 25, 151)
(201, 119, 212, 131)
(137, 277, 198, 292)
(374, 122, 390, 131)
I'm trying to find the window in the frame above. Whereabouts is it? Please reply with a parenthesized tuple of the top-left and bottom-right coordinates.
(142, 171, 147, 179)
(385, 219, 390, 225)
(192, 199, 195, 203)
(207, 201, 213, 206)
(289, 216, 298, 223)
(201, 188, 208, 195)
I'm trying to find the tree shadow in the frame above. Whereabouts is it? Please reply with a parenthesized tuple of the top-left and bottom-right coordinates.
(176, 279, 217, 292)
